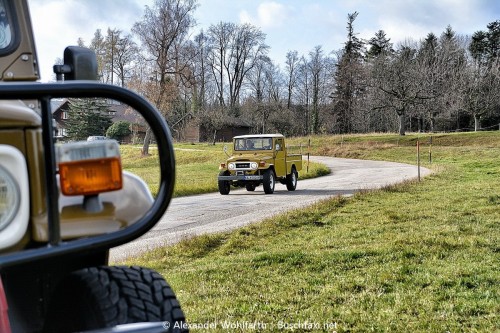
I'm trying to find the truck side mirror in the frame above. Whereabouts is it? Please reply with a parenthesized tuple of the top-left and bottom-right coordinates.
(275, 143, 281, 151)
(53, 46, 98, 81)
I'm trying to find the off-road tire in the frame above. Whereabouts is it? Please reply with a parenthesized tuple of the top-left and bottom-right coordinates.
(263, 169, 275, 194)
(218, 171, 230, 195)
(245, 183, 256, 191)
(43, 266, 187, 333)
(286, 167, 298, 191)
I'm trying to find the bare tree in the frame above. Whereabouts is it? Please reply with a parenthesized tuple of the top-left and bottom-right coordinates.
(246, 56, 285, 133)
(285, 50, 299, 110)
(372, 40, 438, 135)
(295, 56, 311, 135)
(206, 22, 268, 112)
(461, 62, 499, 130)
(89, 29, 107, 82)
(105, 29, 139, 87)
(308, 46, 325, 134)
(132, 0, 198, 155)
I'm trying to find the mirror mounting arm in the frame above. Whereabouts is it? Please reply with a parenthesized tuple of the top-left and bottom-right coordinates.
(53, 65, 72, 82)
(52, 46, 98, 81)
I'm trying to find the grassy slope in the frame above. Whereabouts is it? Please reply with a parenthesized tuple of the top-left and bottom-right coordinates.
(124, 132, 499, 332)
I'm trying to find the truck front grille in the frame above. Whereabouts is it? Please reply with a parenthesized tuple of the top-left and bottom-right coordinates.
(235, 163, 250, 169)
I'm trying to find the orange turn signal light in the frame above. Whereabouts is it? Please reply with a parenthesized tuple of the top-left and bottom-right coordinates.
(57, 140, 123, 196)
(59, 157, 122, 196)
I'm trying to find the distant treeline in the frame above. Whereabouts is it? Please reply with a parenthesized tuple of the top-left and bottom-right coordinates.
(75, 1, 499, 141)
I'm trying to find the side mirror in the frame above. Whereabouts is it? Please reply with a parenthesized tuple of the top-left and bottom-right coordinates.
(275, 143, 281, 151)
(53, 46, 98, 81)
(223, 144, 230, 157)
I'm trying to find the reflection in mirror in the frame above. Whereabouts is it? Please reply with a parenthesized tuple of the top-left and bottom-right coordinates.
(37, 98, 161, 242)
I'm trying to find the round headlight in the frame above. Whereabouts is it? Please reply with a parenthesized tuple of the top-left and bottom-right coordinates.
(0, 165, 20, 231)
(228, 163, 235, 170)
(250, 162, 258, 169)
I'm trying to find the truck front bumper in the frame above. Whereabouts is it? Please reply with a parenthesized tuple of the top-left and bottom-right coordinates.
(218, 175, 263, 181)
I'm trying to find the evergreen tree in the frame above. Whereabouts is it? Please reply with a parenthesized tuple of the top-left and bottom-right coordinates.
(65, 98, 113, 141)
(331, 11, 365, 133)
(367, 30, 393, 58)
(470, 20, 500, 68)
(106, 120, 132, 141)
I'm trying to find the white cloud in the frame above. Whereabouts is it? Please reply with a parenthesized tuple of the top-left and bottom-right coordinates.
(29, 0, 147, 81)
(378, 18, 430, 45)
(26, 0, 497, 80)
(257, 2, 287, 28)
(239, 2, 288, 28)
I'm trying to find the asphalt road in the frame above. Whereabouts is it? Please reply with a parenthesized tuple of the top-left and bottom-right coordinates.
(110, 156, 431, 262)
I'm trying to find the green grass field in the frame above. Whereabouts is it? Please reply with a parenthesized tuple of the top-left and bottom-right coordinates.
(122, 132, 499, 332)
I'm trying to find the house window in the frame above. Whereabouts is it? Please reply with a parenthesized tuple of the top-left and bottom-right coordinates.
(61, 111, 68, 120)
(57, 128, 67, 137)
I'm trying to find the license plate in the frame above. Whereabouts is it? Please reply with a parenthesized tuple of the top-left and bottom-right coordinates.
(245, 175, 260, 180)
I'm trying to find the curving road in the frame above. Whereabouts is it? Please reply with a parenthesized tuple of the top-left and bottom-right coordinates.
(110, 157, 431, 262)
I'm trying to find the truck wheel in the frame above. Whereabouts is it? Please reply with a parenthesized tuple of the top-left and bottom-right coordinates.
(43, 266, 187, 333)
(246, 184, 256, 191)
(286, 167, 298, 191)
(263, 169, 275, 194)
(218, 171, 230, 195)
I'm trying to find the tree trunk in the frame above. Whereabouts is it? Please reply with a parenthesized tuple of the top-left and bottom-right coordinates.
(141, 127, 152, 156)
(398, 112, 406, 136)
(474, 114, 481, 132)
(212, 129, 217, 145)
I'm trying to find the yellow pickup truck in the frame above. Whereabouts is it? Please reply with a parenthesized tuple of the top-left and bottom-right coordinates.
(218, 134, 302, 194)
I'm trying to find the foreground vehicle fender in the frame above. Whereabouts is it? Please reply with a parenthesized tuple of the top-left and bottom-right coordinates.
(31, 171, 154, 241)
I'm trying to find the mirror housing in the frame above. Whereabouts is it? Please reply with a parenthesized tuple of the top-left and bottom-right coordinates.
(53, 46, 98, 81)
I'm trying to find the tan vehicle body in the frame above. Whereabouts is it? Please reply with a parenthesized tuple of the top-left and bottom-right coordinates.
(0, 1, 183, 332)
(218, 134, 302, 194)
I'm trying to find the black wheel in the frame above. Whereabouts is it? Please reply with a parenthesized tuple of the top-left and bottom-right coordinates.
(263, 169, 275, 194)
(218, 171, 230, 195)
(245, 183, 256, 191)
(43, 266, 187, 333)
(286, 167, 298, 191)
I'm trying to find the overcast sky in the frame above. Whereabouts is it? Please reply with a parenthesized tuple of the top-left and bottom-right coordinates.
(28, 0, 499, 82)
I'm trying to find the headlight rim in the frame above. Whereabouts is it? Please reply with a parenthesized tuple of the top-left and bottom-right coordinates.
(0, 144, 30, 250)
(0, 164, 21, 231)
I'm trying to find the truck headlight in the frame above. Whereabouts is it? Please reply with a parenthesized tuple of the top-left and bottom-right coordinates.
(0, 145, 29, 250)
(250, 162, 258, 170)
(0, 166, 19, 230)
(228, 163, 235, 170)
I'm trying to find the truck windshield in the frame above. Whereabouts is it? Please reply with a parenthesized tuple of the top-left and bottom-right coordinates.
(0, 0, 13, 50)
(234, 137, 272, 151)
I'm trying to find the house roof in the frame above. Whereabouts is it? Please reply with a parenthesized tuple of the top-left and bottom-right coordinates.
(51, 98, 145, 124)
(108, 103, 143, 123)
(51, 99, 69, 113)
